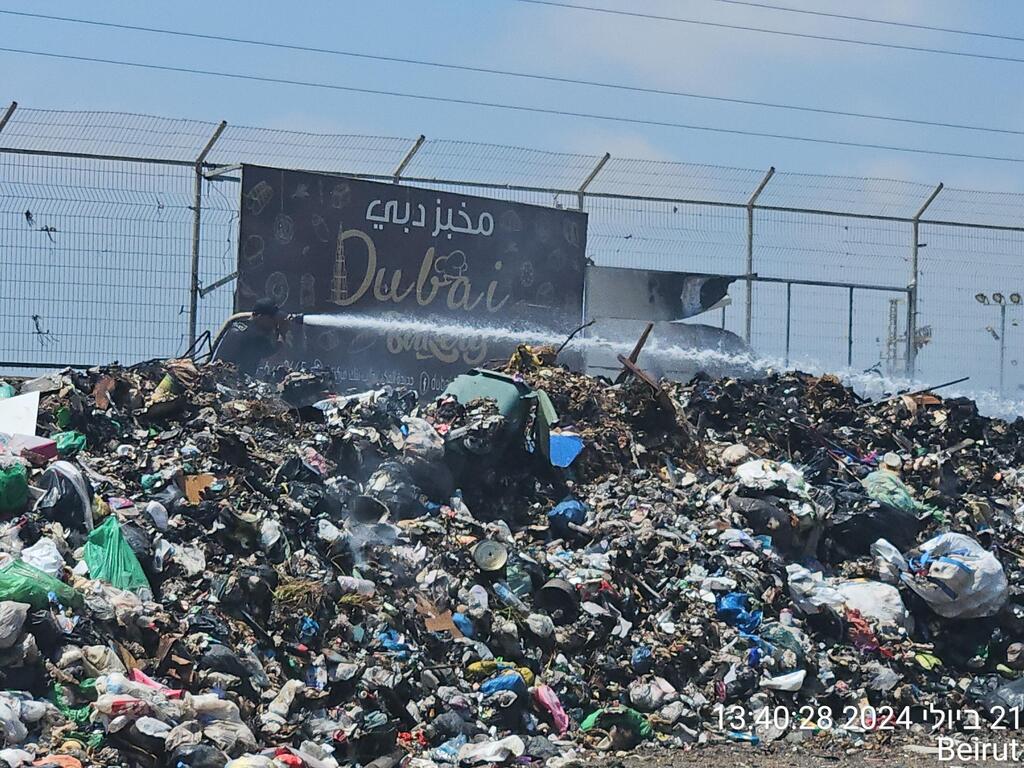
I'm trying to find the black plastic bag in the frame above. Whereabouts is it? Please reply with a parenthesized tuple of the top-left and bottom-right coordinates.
(826, 501, 922, 562)
(33, 461, 94, 533)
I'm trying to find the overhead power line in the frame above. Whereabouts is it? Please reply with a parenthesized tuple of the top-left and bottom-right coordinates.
(2, 46, 1023, 164)
(1, 9, 1021, 138)
(504, 0, 1024, 65)
(707, 0, 1024, 44)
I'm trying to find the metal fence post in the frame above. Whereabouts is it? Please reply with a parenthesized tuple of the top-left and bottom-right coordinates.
(577, 153, 611, 211)
(847, 286, 854, 367)
(999, 302, 1007, 394)
(745, 167, 775, 344)
(0, 102, 17, 134)
(784, 282, 792, 367)
(393, 135, 426, 183)
(908, 183, 944, 378)
(188, 121, 228, 348)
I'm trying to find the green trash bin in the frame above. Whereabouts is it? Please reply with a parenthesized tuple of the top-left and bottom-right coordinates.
(443, 369, 535, 435)
(442, 369, 557, 462)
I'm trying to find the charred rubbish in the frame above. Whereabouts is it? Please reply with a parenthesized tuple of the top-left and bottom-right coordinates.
(0, 356, 1022, 766)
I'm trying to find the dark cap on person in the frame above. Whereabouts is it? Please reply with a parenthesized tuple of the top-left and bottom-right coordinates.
(252, 298, 281, 317)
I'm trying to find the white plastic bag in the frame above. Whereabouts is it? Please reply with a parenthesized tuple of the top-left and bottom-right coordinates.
(402, 416, 445, 462)
(735, 459, 808, 495)
(0, 601, 28, 649)
(836, 580, 911, 629)
(225, 757, 276, 768)
(0, 696, 28, 744)
(872, 533, 1008, 619)
(786, 564, 844, 615)
(0, 748, 34, 767)
(458, 735, 526, 765)
(761, 669, 806, 691)
(225, 755, 276, 768)
(204, 719, 258, 755)
(21, 537, 64, 577)
(787, 565, 911, 630)
(189, 693, 242, 723)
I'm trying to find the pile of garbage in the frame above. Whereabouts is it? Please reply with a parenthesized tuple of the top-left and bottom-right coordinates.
(0, 357, 1024, 767)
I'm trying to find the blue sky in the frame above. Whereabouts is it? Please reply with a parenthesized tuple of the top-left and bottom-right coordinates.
(4, 0, 1024, 191)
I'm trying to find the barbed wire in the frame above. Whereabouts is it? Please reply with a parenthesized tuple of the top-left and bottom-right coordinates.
(4, 104, 1024, 229)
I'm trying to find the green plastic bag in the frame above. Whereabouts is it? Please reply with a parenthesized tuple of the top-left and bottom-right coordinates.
(55, 406, 72, 429)
(580, 706, 653, 740)
(51, 683, 91, 727)
(0, 559, 82, 609)
(0, 462, 29, 514)
(863, 470, 944, 522)
(83, 516, 152, 598)
(54, 431, 86, 457)
(0, 382, 15, 400)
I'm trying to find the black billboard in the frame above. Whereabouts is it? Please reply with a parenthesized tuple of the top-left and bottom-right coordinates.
(236, 166, 587, 393)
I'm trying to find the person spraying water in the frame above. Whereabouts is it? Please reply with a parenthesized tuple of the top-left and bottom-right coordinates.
(212, 298, 300, 375)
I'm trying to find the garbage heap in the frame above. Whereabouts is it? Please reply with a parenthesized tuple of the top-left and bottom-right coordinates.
(0, 359, 1024, 767)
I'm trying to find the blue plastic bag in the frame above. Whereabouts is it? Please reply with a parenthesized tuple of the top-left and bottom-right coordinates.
(549, 434, 585, 468)
(716, 592, 762, 634)
(452, 612, 475, 638)
(378, 629, 414, 660)
(480, 671, 528, 699)
(548, 498, 586, 536)
(631, 645, 654, 673)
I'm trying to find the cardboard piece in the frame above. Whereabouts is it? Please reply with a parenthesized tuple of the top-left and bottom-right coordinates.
(184, 474, 215, 505)
(424, 611, 463, 639)
(0, 391, 39, 436)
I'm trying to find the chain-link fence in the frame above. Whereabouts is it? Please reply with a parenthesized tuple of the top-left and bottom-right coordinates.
(2, 103, 1022, 398)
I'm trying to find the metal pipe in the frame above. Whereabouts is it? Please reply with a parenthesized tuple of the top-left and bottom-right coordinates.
(0, 101, 17, 135)
(577, 152, 611, 210)
(0, 360, 93, 370)
(393, 135, 425, 183)
(860, 375, 970, 409)
(907, 183, 944, 378)
(0, 146, 200, 168)
(188, 120, 228, 348)
(204, 163, 242, 179)
(847, 285, 854, 367)
(745, 167, 775, 345)
(198, 270, 239, 298)
(906, 222, 918, 379)
(751, 274, 909, 293)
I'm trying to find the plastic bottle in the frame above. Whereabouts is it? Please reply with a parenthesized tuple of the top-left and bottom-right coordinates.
(506, 562, 532, 598)
(493, 582, 530, 616)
